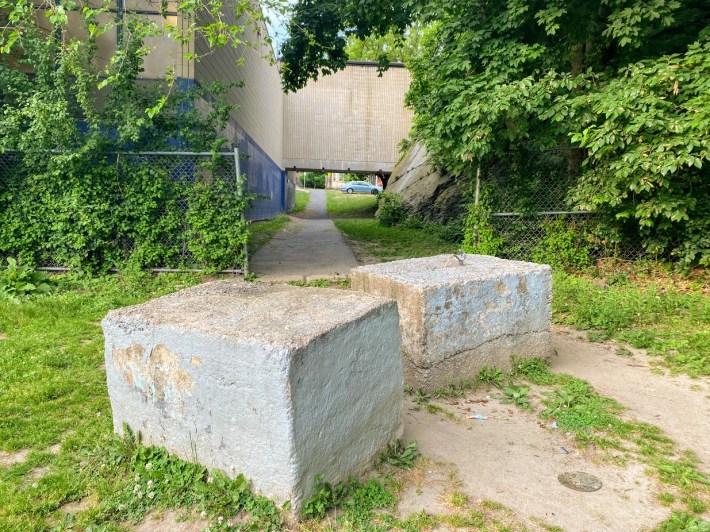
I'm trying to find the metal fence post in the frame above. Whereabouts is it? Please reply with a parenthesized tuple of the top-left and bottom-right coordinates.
(234, 147, 249, 276)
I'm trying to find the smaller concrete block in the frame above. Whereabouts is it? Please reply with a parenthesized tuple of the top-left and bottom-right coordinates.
(102, 281, 402, 511)
(351, 254, 553, 391)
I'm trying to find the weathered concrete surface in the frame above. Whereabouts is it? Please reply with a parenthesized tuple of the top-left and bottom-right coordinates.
(352, 254, 553, 391)
(102, 280, 403, 511)
(386, 142, 467, 223)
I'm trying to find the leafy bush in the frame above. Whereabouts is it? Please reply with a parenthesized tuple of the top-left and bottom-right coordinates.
(302, 172, 326, 189)
(375, 192, 408, 227)
(0, 156, 248, 272)
(0, 258, 53, 302)
(530, 218, 593, 269)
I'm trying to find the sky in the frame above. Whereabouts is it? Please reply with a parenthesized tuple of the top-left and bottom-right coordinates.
(263, 2, 293, 53)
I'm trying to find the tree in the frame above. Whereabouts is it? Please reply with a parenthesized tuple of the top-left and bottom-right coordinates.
(344, 26, 423, 64)
(280, 0, 710, 263)
(0, 0, 287, 271)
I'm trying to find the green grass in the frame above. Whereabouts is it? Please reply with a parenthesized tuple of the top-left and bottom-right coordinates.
(0, 274, 292, 530)
(325, 189, 378, 217)
(293, 190, 310, 213)
(334, 218, 455, 262)
(247, 214, 290, 254)
(553, 271, 710, 377)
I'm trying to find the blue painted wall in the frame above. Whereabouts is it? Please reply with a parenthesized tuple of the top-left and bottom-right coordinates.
(233, 124, 286, 222)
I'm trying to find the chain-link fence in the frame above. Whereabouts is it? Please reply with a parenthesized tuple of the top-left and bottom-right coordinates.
(477, 146, 648, 262)
(0, 150, 249, 272)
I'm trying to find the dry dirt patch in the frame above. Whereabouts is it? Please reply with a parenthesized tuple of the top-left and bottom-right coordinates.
(403, 394, 668, 532)
(0, 449, 30, 467)
(551, 327, 710, 470)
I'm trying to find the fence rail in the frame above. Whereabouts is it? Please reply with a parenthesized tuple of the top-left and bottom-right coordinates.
(474, 147, 649, 263)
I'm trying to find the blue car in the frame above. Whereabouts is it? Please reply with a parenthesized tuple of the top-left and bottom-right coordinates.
(340, 181, 383, 195)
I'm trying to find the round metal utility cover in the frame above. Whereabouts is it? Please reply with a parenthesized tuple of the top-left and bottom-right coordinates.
(558, 472, 603, 492)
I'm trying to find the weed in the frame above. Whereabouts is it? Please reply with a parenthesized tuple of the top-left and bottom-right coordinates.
(287, 279, 351, 289)
(658, 492, 676, 506)
(616, 346, 634, 356)
(511, 357, 559, 385)
(479, 499, 505, 511)
(0, 258, 54, 302)
(441, 511, 486, 528)
(654, 454, 710, 490)
(655, 512, 710, 531)
(426, 403, 457, 420)
(300, 474, 354, 520)
(450, 491, 469, 508)
(301, 475, 398, 527)
(502, 384, 531, 409)
(478, 366, 504, 388)
(414, 389, 431, 405)
(400, 510, 438, 530)
(379, 440, 420, 469)
(587, 330, 611, 342)
(429, 380, 477, 400)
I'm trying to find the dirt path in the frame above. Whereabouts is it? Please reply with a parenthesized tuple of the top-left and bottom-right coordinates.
(397, 330, 710, 531)
(250, 189, 359, 282)
(551, 327, 710, 471)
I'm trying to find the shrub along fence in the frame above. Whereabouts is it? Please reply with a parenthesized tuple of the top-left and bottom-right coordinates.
(0, 150, 250, 273)
(463, 147, 652, 268)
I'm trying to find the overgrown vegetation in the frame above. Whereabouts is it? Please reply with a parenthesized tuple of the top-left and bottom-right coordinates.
(281, 0, 710, 266)
(0, 0, 272, 272)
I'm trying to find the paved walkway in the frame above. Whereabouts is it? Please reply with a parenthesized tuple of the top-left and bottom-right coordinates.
(250, 189, 360, 281)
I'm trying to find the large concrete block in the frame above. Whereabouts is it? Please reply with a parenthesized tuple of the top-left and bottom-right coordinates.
(102, 281, 402, 511)
(351, 254, 553, 391)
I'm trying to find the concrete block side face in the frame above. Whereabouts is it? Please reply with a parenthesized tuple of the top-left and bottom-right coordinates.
(351, 271, 426, 366)
(407, 331, 553, 392)
(102, 319, 297, 504)
(421, 268, 553, 367)
(288, 302, 403, 509)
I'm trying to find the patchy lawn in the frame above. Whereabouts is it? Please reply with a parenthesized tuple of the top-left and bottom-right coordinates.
(325, 189, 378, 218)
(334, 218, 456, 263)
(293, 190, 310, 213)
(553, 269, 709, 378)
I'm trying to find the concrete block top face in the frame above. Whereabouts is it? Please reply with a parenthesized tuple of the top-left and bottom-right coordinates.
(352, 254, 551, 289)
(352, 254, 552, 367)
(103, 280, 395, 350)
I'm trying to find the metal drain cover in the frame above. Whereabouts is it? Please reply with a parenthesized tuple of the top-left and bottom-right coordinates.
(558, 471, 603, 492)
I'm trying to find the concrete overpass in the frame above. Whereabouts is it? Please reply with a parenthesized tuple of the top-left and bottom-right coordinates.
(283, 62, 414, 175)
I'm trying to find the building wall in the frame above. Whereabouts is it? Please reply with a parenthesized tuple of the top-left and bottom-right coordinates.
(194, 13, 283, 169)
(283, 63, 414, 174)
(193, 12, 285, 220)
